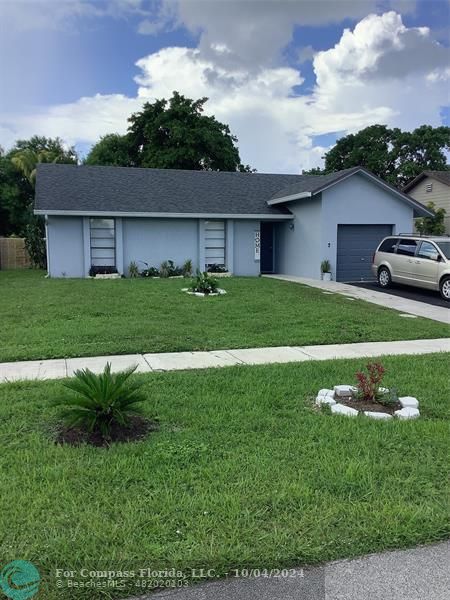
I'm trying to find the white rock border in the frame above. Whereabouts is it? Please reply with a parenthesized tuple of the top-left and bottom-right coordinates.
(315, 386, 420, 419)
(182, 287, 227, 297)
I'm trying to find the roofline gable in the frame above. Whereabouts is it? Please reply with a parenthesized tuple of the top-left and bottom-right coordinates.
(268, 167, 434, 217)
(403, 170, 450, 192)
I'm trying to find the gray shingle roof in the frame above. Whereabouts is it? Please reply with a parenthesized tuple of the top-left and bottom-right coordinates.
(270, 167, 359, 200)
(403, 170, 450, 191)
(35, 164, 311, 216)
(35, 163, 433, 218)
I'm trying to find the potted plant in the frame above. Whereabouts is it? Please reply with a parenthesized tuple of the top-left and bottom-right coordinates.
(320, 259, 332, 281)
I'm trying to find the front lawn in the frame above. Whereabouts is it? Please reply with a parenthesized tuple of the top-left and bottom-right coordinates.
(0, 354, 449, 599)
(0, 270, 448, 362)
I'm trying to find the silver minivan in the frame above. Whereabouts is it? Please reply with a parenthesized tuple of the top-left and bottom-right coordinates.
(372, 235, 450, 300)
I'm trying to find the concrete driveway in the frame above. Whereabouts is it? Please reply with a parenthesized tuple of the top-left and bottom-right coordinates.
(349, 281, 449, 309)
(265, 275, 449, 324)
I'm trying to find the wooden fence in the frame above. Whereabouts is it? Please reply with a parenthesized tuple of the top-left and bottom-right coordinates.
(0, 237, 31, 269)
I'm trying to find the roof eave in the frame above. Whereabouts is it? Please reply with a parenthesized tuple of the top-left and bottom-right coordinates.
(34, 209, 294, 220)
(267, 191, 312, 206)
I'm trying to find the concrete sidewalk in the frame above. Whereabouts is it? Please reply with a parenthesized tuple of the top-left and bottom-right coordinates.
(127, 541, 450, 600)
(0, 338, 449, 382)
(265, 274, 450, 324)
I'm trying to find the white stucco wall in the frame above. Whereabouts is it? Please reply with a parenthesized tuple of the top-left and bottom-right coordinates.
(320, 173, 414, 277)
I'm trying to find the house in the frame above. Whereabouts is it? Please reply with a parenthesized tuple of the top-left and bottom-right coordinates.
(403, 171, 450, 234)
(34, 164, 432, 282)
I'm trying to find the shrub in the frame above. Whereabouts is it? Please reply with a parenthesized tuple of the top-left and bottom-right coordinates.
(159, 260, 170, 278)
(140, 266, 160, 277)
(160, 260, 183, 277)
(55, 363, 147, 440)
(89, 265, 118, 277)
(355, 362, 386, 402)
(128, 261, 139, 278)
(207, 263, 227, 273)
(191, 270, 219, 295)
(24, 217, 47, 269)
(182, 258, 193, 277)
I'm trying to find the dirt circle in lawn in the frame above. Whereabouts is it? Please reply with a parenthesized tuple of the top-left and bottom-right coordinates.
(338, 396, 401, 415)
(55, 416, 159, 447)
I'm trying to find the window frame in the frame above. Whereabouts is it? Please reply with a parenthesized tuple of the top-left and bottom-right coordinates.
(396, 238, 419, 258)
(204, 219, 226, 269)
(90, 218, 116, 268)
(417, 240, 440, 262)
(378, 237, 400, 254)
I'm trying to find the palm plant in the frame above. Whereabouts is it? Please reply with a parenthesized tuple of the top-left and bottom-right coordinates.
(191, 270, 219, 294)
(56, 363, 147, 439)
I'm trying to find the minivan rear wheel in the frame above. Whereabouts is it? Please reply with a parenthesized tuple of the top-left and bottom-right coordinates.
(378, 266, 391, 288)
(439, 276, 450, 301)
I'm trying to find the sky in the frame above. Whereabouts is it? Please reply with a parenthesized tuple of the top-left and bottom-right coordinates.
(0, 0, 449, 173)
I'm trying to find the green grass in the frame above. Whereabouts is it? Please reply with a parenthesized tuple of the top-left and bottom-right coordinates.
(0, 354, 449, 599)
(0, 270, 448, 362)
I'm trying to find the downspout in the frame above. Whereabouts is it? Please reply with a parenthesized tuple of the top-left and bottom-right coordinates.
(44, 215, 51, 278)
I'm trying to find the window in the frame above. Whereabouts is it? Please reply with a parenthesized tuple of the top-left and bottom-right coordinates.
(426, 182, 433, 192)
(378, 238, 399, 253)
(417, 241, 439, 261)
(396, 238, 418, 257)
(205, 220, 226, 268)
(90, 218, 115, 267)
(436, 242, 450, 260)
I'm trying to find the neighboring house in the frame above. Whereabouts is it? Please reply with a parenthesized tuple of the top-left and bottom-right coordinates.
(403, 171, 450, 234)
(34, 164, 432, 282)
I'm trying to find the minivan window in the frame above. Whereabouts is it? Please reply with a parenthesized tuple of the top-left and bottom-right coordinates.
(417, 241, 439, 261)
(436, 241, 450, 259)
(378, 238, 399, 253)
(397, 239, 418, 257)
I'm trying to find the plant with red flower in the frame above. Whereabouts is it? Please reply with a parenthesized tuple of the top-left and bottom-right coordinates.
(355, 362, 386, 402)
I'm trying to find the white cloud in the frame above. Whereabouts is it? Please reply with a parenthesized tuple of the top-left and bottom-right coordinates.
(0, 9, 448, 173)
(312, 11, 450, 130)
(144, 0, 418, 70)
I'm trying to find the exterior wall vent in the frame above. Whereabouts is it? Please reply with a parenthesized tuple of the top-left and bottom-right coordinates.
(426, 183, 433, 192)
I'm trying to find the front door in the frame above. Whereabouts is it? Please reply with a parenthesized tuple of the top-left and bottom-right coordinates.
(260, 222, 274, 273)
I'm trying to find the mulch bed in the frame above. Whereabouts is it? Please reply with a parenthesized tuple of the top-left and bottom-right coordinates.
(339, 396, 402, 415)
(55, 415, 159, 447)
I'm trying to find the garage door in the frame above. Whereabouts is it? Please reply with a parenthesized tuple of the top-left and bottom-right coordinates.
(336, 224, 393, 282)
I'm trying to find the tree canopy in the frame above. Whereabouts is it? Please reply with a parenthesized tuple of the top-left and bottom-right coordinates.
(304, 124, 450, 188)
(84, 133, 132, 168)
(0, 136, 78, 266)
(416, 201, 446, 235)
(85, 92, 252, 172)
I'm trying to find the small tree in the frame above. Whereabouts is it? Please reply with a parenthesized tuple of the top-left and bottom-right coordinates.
(24, 217, 47, 269)
(416, 201, 446, 235)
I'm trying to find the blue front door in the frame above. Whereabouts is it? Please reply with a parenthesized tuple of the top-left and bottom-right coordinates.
(260, 222, 274, 273)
